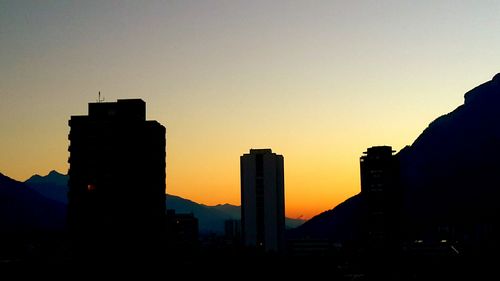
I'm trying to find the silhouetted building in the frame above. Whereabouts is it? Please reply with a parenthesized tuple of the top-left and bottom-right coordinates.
(166, 209, 199, 248)
(68, 99, 166, 260)
(240, 149, 285, 252)
(360, 146, 399, 251)
(224, 219, 241, 245)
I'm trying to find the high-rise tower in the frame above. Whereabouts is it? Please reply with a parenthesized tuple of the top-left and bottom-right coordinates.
(68, 99, 166, 259)
(240, 149, 285, 252)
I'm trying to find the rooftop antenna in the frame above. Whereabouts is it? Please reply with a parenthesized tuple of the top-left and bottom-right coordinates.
(97, 91, 105, 103)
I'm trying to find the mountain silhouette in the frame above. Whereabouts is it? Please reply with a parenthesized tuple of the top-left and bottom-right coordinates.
(25, 170, 68, 204)
(399, 73, 500, 239)
(165, 194, 239, 233)
(0, 172, 66, 233)
(211, 203, 241, 218)
(292, 73, 500, 244)
(287, 194, 365, 243)
(21, 171, 304, 234)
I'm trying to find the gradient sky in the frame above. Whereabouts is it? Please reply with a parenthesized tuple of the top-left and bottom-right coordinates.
(1, 1, 499, 219)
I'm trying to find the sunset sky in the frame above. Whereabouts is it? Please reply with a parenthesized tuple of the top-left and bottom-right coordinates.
(1, 1, 499, 219)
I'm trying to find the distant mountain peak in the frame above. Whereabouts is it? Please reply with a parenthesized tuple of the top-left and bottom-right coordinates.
(48, 170, 64, 176)
(0, 172, 66, 232)
(493, 73, 500, 82)
(26, 170, 67, 184)
(463, 73, 500, 105)
(213, 203, 239, 207)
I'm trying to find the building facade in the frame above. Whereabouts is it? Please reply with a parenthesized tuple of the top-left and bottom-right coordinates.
(224, 219, 242, 246)
(68, 99, 166, 259)
(166, 209, 199, 249)
(360, 146, 399, 251)
(240, 149, 285, 252)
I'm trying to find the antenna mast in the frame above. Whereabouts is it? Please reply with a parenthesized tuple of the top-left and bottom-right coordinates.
(97, 91, 105, 103)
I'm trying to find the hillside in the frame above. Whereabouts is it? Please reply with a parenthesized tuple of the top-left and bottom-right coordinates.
(22, 171, 304, 234)
(0, 173, 66, 233)
(291, 73, 500, 242)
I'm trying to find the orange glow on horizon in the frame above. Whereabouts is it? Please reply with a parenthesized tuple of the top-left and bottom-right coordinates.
(1, 2, 498, 221)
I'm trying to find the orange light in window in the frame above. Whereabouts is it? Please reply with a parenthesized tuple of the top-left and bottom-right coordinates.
(87, 184, 96, 191)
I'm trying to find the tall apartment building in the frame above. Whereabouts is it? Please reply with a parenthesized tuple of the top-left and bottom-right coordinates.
(240, 149, 285, 252)
(360, 146, 399, 250)
(68, 99, 166, 259)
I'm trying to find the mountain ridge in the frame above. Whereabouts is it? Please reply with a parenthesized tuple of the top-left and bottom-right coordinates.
(0, 172, 66, 232)
(292, 73, 500, 242)
(17, 171, 304, 234)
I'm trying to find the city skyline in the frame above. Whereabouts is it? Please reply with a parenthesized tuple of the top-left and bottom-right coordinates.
(1, 1, 499, 219)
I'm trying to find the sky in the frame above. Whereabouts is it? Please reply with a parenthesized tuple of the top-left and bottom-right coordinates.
(0, 0, 499, 219)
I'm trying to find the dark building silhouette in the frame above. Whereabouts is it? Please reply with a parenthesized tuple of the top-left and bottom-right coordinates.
(224, 219, 241, 245)
(166, 209, 199, 248)
(68, 99, 166, 260)
(240, 149, 285, 252)
(360, 146, 399, 251)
